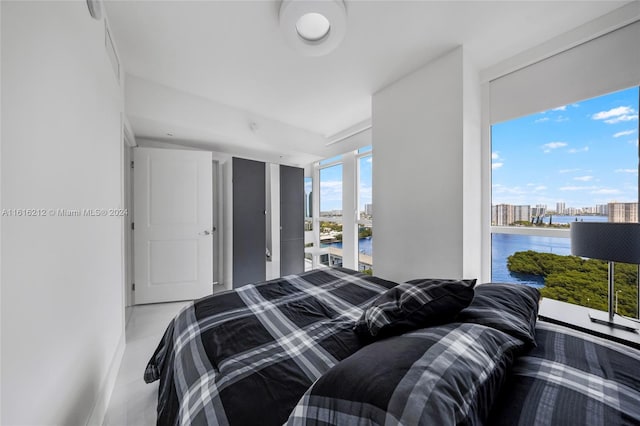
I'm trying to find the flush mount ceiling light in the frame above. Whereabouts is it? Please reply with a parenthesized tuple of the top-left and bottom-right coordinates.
(279, 0, 347, 57)
(296, 12, 331, 42)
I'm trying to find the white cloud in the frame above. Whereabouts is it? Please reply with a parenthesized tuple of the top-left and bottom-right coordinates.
(592, 106, 634, 120)
(542, 142, 567, 153)
(319, 181, 343, 202)
(613, 129, 636, 138)
(559, 186, 598, 191)
(553, 106, 567, 111)
(535, 117, 550, 123)
(555, 116, 569, 123)
(573, 176, 593, 182)
(615, 169, 638, 174)
(359, 185, 372, 203)
(592, 106, 638, 124)
(559, 168, 581, 174)
(534, 185, 547, 192)
(591, 189, 621, 195)
(491, 152, 503, 169)
(492, 184, 526, 195)
(605, 114, 638, 124)
(567, 146, 589, 154)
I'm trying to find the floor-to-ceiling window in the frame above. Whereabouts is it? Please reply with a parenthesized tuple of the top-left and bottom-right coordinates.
(357, 146, 373, 273)
(304, 176, 313, 269)
(312, 148, 373, 271)
(319, 156, 344, 267)
(491, 86, 639, 317)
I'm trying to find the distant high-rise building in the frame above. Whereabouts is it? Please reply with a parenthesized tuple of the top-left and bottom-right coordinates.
(364, 203, 373, 216)
(596, 204, 608, 215)
(608, 202, 638, 223)
(514, 205, 531, 223)
(556, 202, 566, 215)
(492, 204, 515, 226)
(531, 205, 546, 219)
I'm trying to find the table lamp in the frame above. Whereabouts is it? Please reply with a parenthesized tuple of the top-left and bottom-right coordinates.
(570, 222, 640, 332)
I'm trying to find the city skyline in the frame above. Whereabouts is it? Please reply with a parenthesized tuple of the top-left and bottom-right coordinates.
(491, 201, 610, 213)
(491, 201, 638, 225)
(492, 86, 639, 208)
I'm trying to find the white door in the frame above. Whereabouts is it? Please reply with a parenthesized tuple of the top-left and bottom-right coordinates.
(133, 147, 213, 304)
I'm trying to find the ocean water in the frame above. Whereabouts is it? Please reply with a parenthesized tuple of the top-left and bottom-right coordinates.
(322, 236, 373, 256)
(323, 216, 609, 287)
(491, 215, 607, 287)
(490, 233, 571, 287)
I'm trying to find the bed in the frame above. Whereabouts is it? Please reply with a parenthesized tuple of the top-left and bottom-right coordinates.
(145, 267, 640, 426)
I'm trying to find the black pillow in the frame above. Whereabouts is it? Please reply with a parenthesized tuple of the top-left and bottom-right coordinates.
(457, 283, 541, 347)
(354, 278, 476, 339)
(288, 322, 525, 426)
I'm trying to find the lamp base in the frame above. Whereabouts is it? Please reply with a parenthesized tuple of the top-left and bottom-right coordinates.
(588, 310, 638, 332)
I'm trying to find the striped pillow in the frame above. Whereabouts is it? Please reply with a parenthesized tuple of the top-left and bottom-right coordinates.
(354, 278, 476, 339)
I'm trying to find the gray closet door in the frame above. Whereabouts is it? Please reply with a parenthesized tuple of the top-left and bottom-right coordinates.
(233, 157, 266, 287)
(280, 165, 304, 276)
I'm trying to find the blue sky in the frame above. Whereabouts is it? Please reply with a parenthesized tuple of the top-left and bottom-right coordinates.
(492, 86, 639, 209)
(316, 154, 372, 213)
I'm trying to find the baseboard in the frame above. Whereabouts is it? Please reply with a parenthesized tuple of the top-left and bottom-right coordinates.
(85, 331, 126, 426)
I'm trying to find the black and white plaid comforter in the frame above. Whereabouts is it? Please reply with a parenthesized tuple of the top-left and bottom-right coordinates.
(286, 322, 526, 425)
(144, 267, 398, 426)
(489, 321, 640, 425)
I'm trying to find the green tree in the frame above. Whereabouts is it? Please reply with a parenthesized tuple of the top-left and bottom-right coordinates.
(507, 251, 638, 317)
(358, 227, 372, 239)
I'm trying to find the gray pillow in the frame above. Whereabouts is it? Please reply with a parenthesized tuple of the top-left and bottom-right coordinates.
(457, 283, 541, 347)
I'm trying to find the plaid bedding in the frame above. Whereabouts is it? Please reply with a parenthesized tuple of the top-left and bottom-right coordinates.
(489, 321, 640, 425)
(286, 322, 526, 426)
(144, 267, 398, 426)
(354, 278, 475, 338)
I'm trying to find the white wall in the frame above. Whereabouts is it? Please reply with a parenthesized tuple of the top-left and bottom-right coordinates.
(462, 51, 483, 280)
(1, 2, 125, 424)
(125, 75, 327, 167)
(372, 47, 482, 283)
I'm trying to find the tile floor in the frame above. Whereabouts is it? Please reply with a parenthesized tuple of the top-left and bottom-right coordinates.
(103, 301, 190, 426)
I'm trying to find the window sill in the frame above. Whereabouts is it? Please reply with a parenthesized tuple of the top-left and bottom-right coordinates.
(492, 226, 569, 238)
(538, 298, 640, 349)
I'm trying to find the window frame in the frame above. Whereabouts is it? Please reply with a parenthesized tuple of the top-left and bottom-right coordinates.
(356, 150, 373, 227)
(356, 150, 373, 271)
(311, 148, 374, 271)
(317, 158, 344, 223)
(484, 84, 640, 321)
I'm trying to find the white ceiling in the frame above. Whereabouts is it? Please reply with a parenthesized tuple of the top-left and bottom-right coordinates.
(105, 0, 630, 161)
